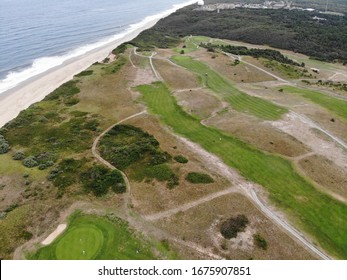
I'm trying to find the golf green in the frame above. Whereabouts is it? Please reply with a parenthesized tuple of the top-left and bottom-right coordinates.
(55, 225, 104, 260)
(31, 213, 168, 260)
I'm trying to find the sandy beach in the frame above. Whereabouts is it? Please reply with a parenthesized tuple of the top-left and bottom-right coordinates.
(0, 1, 197, 128)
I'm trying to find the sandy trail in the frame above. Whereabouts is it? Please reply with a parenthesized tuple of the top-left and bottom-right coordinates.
(144, 187, 240, 221)
(41, 224, 67, 245)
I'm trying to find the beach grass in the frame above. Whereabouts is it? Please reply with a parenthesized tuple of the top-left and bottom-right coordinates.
(137, 81, 347, 259)
(31, 213, 168, 260)
(171, 56, 287, 120)
(279, 86, 347, 122)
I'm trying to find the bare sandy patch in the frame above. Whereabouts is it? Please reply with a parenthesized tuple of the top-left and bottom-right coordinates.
(41, 224, 67, 245)
(269, 112, 347, 169)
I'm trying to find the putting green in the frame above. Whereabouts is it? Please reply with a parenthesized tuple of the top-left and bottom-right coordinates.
(55, 226, 104, 260)
(31, 213, 175, 260)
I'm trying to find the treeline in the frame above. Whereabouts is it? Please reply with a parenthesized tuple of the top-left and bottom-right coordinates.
(133, 5, 347, 63)
(202, 43, 303, 66)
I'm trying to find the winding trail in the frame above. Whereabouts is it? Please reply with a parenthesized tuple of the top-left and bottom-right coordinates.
(92, 110, 223, 259)
(92, 110, 147, 211)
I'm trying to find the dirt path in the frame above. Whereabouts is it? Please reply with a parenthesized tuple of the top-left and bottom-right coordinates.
(134, 48, 162, 80)
(144, 187, 240, 221)
(223, 52, 290, 83)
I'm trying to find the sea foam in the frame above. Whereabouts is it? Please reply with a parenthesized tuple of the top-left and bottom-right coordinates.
(0, 0, 197, 95)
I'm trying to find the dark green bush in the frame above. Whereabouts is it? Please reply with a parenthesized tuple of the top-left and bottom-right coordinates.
(22, 156, 39, 168)
(48, 158, 84, 189)
(81, 166, 126, 196)
(185, 172, 214, 184)
(75, 70, 93, 77)
(254, 234, 268, 250)
(12, 151, 25, 160)
(64, 97, 79, 106)
(220, 215, 249, 239)
(174, 155, 188, 164)
(112, 43, 128, 55)
(0, 135, 10, 154)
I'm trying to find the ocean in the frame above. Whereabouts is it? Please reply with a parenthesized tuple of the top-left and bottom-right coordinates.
(0, 0, 195, 94)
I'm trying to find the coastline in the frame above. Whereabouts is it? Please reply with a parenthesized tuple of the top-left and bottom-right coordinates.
(0, 0, 197, 128)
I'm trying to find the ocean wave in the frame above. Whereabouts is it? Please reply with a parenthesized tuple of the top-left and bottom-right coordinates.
(0, 0, 197, 95)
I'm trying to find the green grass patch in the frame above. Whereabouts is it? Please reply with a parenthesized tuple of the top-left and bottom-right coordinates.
(171, 56, 287, 120)
(31, 213, 167, 260)
(186, 172, 214, 184)
(137, 81, 347, 259)
(279, 86, 347, 122)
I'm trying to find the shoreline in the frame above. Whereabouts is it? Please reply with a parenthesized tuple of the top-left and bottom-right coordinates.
(0, 0, 197, 128)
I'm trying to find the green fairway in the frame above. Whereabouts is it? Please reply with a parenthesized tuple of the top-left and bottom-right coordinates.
(137, 82, 347, 259)
(31, 213, 171, 260)
(280, 86, 347, 122)
(171, 55, 287, 120)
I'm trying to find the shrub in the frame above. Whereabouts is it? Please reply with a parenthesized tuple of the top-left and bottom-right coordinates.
(0, 136, 10, 154)
(38, 164, 47, 170)
(167, 174, 179, 189)
(75, 70, 93, 77)
(254, 234, 268, 250)
(22, 156, 39, 168)
(180, 50, 185, 54)
(173, 155, 188, 164)
(185, 172, 214, 184)
(220, 215, 249, 239)
(112, 43, 127, 55)
(13, 151, 25, 160)
(64, 97, 79, 106)
(81, 166, 126, 196)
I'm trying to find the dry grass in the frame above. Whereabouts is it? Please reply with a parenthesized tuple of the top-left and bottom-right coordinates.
(174, 88, 224, 119)
(153, 59, 200, 90)
(298, 155, 347, 200)
(205, 110, 309, 157)
(75, 58, 142, 125)
(199, 53, 276, 83)
(154, 193, 316, 260)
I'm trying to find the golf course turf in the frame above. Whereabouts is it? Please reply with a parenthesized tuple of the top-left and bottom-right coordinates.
(31, 213, 161, 260)
(137, 82, 347, 259)
(279, 86, 347, 122)
(171, 55, 287, 120)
